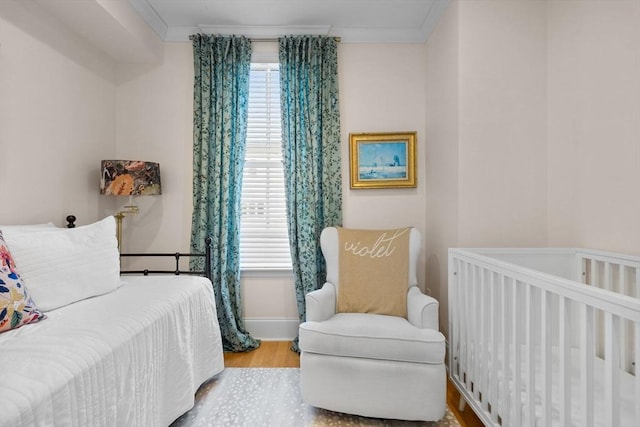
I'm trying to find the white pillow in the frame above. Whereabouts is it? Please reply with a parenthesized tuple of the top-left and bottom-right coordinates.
(2, 217, 120, 311)
(0, 223, 58, 232)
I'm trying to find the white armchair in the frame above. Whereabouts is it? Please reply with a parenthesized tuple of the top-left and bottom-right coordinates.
(298, 227, 446, 421)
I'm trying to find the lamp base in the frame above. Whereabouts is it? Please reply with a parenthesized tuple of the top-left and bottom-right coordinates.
(114, 205, 139, 251)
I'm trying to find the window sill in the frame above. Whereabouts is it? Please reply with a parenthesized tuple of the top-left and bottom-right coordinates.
(240, 268, 294, 279)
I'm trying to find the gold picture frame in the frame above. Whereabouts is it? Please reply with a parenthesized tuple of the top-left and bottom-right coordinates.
(349, 132, 417, 189)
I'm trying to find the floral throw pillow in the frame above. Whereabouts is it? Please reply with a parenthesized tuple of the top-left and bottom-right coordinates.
(0, 230, 45, 333)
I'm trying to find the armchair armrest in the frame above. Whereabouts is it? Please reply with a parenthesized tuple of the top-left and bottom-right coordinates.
(407, 286, 439, 330)
(305, 282, 336, 322)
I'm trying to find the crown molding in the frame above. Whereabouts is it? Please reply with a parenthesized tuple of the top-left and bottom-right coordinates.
(159, 1, 451, 43)
(127, 0, 168, 40)
(166, 25, 436, 44)
(167, 25, 332, 42)
(22, 0, 449, 65)
(421, 0, 450, 41)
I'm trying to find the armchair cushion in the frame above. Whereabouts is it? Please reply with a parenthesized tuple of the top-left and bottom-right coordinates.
(336, 227, 411, 317)
(299, 312, 445, 364)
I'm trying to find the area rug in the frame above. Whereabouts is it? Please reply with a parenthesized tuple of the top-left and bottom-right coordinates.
(171, 368, 460, 427)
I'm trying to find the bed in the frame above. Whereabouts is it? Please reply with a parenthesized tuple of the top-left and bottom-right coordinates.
(0, 216, 224, 427)
(448, 248, 640, 427)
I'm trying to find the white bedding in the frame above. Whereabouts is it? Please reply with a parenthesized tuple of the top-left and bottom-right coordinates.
(0, 275, 224, 427)
(457, 344, 636, 426)
(499, 347, 636, 427)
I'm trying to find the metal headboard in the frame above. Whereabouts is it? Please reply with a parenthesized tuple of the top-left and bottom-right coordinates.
(65, 215, 212, 281)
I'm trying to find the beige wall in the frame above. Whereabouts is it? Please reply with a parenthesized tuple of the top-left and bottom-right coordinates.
(112, 42, 429, 337)
(426, 0, 548, 334)
(0, 13, 429, 336)
(114, 44, 194, 254)
(425, 0, 459, 332)
(339, 43, 428, 277)
(426, 0, 640, 336)
(546, 0, 640, 254)
(457, 0, 548, 248)
(4, 0, 640, 339)
(0, 4, 116, 225)
(113, 42, 429, 251)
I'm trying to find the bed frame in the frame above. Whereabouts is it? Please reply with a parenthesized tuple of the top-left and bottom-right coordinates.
(3, 215, 224, 427)
(66, 215, 212, 281)
(448, 247, 640, 427)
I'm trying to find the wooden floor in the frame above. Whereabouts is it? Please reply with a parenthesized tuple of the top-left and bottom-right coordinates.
(224, 341, 301, 368)
(224, 341, 483, 427)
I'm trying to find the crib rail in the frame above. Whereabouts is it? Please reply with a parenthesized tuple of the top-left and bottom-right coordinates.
(448, 248, 640, 427)
(576, 249, 640, 376)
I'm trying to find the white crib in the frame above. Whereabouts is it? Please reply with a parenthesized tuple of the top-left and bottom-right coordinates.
(448, 248, 640, 427)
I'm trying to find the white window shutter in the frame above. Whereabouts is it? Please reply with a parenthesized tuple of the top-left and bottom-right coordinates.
(240, 63, 292, 270)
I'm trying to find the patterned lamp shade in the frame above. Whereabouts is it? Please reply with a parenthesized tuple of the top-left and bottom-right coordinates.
(100, 160, 162, 196)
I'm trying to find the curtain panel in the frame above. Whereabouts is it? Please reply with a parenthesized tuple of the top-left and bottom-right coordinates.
(279, 35, 343, 351)
(190, 34, 260, 352)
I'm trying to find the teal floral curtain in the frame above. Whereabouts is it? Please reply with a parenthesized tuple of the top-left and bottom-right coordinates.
(190, 34, 260, 352)
(279, 36, 343, 351)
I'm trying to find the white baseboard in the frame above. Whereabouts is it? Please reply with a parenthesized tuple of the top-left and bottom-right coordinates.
(243, 318, 300, 341)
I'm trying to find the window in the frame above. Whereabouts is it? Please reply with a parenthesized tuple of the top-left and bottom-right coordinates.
(240, 63, 291, 270)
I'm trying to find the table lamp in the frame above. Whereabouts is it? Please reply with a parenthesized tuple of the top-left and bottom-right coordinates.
(100, 160, 162, 250)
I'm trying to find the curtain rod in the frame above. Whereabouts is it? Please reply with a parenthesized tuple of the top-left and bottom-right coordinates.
(250, 37, 341, 43)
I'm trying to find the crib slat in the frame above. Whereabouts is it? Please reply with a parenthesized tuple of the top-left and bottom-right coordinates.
(466, 263, 472, 394)
(470, 263, 478, 401)
(460, 261, 469, 388)
(490, 272, 499, 423)
(447, 256, 460, 376)
(590, 258, 598, 287)
(482, 270, 490, 414)
(472, 266, 480, 403)
(479, 268, 488, 412)
(604, 261, 612, 291)
(577, 255, 586, 284)
(581, 304, 595, 427)
(525, 285, 535, 426)
(605, 312, 620, 427)
(500, 274, 510, 425)
(457, 259, 465, 381)
(636, 267, 640, 425)
(458, 262, 465, 382)
(635, 319, 640, 424)
(512, 281, 522, 427)
(620, 266, 629, 371)
(540, 289, 552, 426)
(559, 296, 572, 426)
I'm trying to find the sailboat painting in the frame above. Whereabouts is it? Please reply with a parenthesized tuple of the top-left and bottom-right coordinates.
(349, 132, 417, 189)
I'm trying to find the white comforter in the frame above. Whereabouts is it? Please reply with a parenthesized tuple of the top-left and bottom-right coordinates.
(0, 275, 224, 427)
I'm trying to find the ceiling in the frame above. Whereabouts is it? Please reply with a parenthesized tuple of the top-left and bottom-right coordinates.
(25, 0, 449, 63)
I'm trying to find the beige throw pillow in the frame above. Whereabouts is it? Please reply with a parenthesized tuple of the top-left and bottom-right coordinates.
(336, 227, 411, 318)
